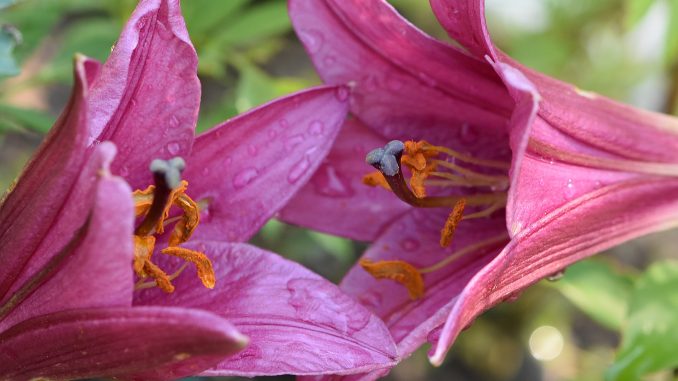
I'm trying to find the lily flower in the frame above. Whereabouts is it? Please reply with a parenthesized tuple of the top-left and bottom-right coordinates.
(280, 0, 678, 378)
(0, 0, 397, 379)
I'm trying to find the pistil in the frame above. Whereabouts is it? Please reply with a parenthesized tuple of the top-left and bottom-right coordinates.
(360, 140, 510, 299)
(132, 157, 215, 293)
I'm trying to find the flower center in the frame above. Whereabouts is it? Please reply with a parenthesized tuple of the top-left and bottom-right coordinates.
(360, 140, 510, 299)
(132, 157, 215, 293)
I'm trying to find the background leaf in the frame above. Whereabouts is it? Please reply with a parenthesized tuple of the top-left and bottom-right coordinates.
(606, 261, 678, 381)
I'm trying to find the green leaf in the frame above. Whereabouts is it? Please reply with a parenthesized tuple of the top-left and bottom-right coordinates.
(666, 0, 678, 62)
(0, 103, 53, 133)
(550, 259, 633, 330)
(212, 0, 290, 47)
(182, 0, 248, 45)
(39, 18, 118, 84)
(307, 231, 355, 265)
(606, 261, 678, 381)
(624, 0, 656, 29)
(235, 63, 309, 113)
(0, 25, 20, 77)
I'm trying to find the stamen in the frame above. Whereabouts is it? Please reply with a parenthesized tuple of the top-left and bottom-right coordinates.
(131, 157, 214, 294)
(422, 142, 510, 170)
(420, 233, 509, 274)
(161, 247, 216, 289)
(359, 259, 424, 300)
(142, 260, 174, 293)
(133, 235, 156, 274)
(168, 189, 200, 246)
(362, 171, 391, 190)
(439, 198, 466, 248)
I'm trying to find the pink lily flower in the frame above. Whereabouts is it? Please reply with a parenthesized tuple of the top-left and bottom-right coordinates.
(0, 0, 397, 379)
(280, 0, 678, 378)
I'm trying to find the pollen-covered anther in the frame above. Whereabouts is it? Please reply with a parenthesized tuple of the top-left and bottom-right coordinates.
(359, 258, 424, 300)
(362, 171, 391, 190)
(162, 247, 216, 289)
(440, 198, 467, 248)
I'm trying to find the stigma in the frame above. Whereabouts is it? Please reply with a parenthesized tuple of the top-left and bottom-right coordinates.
(132, 157, 215, 293)
(361, 139, 510, 299)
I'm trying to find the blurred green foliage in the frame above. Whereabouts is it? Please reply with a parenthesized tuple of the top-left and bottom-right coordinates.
(1, 1, 678, 380)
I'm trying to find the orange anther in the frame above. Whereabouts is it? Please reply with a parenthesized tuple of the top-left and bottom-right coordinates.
(132, 185, 155, 218)
(133, 235, 156, 275)
(360, 258, 424, 299)
(440, 198, 466, 248)
(168, 193, 200, 247)
(362, 171, 391, 191)
(162, 247, 216, 289)
(142, 260, 174, 293)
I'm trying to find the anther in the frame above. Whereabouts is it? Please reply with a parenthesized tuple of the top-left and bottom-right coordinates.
(439, 198, 466, 248)
(360, 258, 424, 300)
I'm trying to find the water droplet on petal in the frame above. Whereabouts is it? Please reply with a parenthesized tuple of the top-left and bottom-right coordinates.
(311, 165, 354, 197)
(285, 134, 305, 152)
(323, 55, 336, 66)
(279, 119, 289, 128)
(233, 167, 259, 190)
(564, 179, 575, 199)
(202, 167, 210, 176)
(268, 129, 278, 139)
(362, 75, 378, 92)
(169, 115, 180, 128)
(119, 166, 129, 177)
(400, 238, 420, 251)
(335, 86, 349, 101)
(298, 29, 323, 54)
(248, 144, 258, 156)
(167, 142, 181, 155)
(224, 156, 232, 166)
(308, 120, 325, 136)
(417, 72, 437, 87)
(287, 156, 311, 184)
(459, 123, 478, 144)
(546, 269, 566, 282)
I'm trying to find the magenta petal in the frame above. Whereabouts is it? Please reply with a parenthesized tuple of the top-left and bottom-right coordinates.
(88, 0, 200, 190)
(280, 119, 408, 241)
(289, 0, 510, 141)
(0, 307, 246, 380)
(0, 56, 92, 301)
(185, 86, 349, 243)
(431, 178, 678, 364)
(429, 0, 493, 58)
(0, 149, 134, 331)
(340, 210, 506, 363)
(135, 242, 398, 376)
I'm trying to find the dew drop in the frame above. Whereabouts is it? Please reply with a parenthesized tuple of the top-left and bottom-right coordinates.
(279, 118, 289, 128)
(285, 134, 305, 152)
(400, 238, 420, 251)
(323, 55, 337, 66)
(311, 166, 354, 197)
(564, 179, 575, 199)
(417, 72, 437, 87)
(335, 86, 349, 101)
(247, 144, 258, 156)
(308, 120, 325, 136)
(287, 157, 311, 184)
(169, 115, 180, 128)
(298, 29, 323, 54)
(362, 75, 378, 92)
(224, 156, 233, 166)
(167, 142, 181, 155)
(201, 167, 210, 176)
(118, 166, 129, 177)
(268, 129, 278, 139)
(233, 167, 259, 190)
(546, 269, 566, 282)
